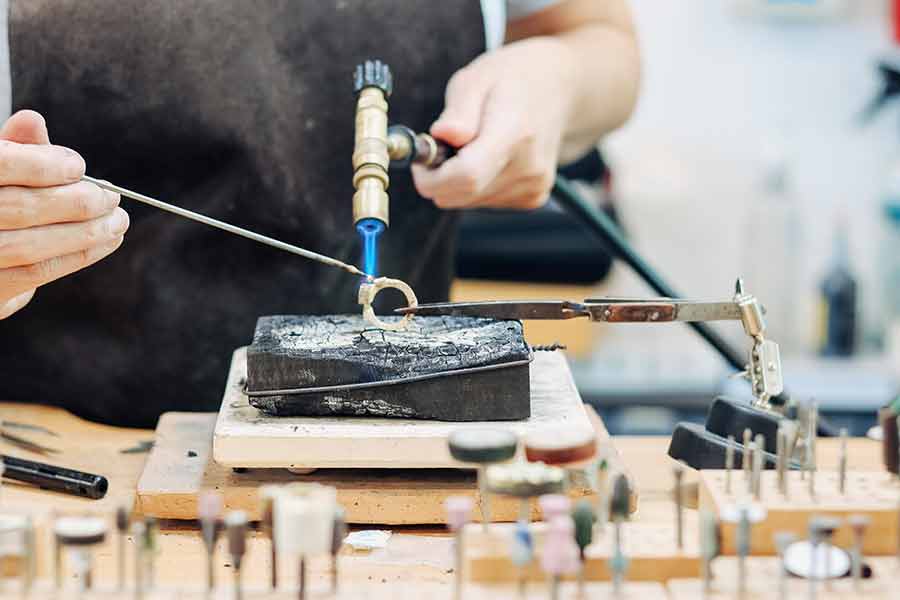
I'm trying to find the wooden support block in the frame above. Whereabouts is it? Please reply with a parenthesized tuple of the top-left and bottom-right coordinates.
(668, 556, 900, 600)
(137, 407, 631, 524)
(698, 470, 900, 555)
(464, 516, 698, 584)
(214, 347, 596, 470)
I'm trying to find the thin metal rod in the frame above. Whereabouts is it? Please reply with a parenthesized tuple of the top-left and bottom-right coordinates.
(551, 176, 749, 377)
(83, 175, 367, 278)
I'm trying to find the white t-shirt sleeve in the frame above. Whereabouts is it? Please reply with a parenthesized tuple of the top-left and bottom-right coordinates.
(482, 0, 561, 50)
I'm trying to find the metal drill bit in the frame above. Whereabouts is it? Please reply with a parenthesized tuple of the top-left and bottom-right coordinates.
(199, 492, 223, 593)
(699, 512, 720, 599)
(847, 515, 869, 592)
(742, 428, 752, 479)
(753, 434, 764, 500)
(673, 464, 684, 549)
(745, 440, 756, 495)
(116, 505, 130, 592)
(725, 435, 735, 495)
(259, 486, 280, 590)
(132, 521, 146, 600)
(331, 507, 347, 594)
(807, 403, 818, 499)
(82, 175, 369, 278)
(226, 511, 248, 600)
(595, 458, 609, 536)
(838, 428, 848, 495)
(53, 514, 62, 591)
(143, 517, 158, 590)
(610, 474, 631, 598)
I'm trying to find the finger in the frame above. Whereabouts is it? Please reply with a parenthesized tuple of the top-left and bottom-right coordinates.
(430, 68, 493, 149)
(0, 289, 35, 319)
(0, 140, 86, 187)
(0, 181, 120, 229)
(0, 207, 129, 268)
(415, 89, 521, 202)
(0, 110, 51, 145)
(0, 235, 124, 297)
(477, 179, 552, 210)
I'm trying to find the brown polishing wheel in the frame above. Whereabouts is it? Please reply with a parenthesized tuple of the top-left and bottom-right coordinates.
(524, 428, 597, 465)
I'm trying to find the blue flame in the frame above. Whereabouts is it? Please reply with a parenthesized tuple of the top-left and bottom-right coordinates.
(357, 218, 385, 277)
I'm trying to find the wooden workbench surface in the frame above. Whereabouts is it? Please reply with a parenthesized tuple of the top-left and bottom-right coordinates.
(0, 402, 883, 590)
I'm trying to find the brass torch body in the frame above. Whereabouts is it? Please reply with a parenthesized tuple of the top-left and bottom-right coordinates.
(352, 87, 390, 226)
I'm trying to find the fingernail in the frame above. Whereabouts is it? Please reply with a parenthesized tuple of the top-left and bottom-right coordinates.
(107, 210, 129, 235)
(104, 190, 120, 210)
(64, 150, 85, 180)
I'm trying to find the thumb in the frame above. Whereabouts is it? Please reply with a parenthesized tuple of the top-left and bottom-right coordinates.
(1, 110, 51, 145)
(430, 70, 492, 148)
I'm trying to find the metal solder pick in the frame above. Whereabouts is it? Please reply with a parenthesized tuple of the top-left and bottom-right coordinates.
(82, 176, 369, 278)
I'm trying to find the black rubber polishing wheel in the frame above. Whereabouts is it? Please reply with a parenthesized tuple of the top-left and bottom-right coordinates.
(448, 429, 518, 464)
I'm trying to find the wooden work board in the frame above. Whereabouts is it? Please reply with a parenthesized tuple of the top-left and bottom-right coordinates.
(213, 347, 596, 469)
(0, 581, 669, 599)
(698, 469, 900, 556)
(136, 406, 634, 524)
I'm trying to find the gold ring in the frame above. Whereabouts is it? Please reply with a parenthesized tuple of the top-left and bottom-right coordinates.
(358, 277, 418, 331)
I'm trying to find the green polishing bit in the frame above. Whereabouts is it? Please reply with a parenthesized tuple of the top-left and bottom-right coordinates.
(610, 474, 631, 520)
(572, 499, 595, 600)
(572, 500, 595, 557)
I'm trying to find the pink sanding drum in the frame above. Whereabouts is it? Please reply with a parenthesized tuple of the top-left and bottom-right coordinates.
(541, 516, 580, 576)
(538, 494, 571, 522)
(445, 496, 474, 532)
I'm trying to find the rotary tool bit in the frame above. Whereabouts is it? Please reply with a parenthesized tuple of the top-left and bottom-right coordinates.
(848, 515, 870, 592)
(673, 464, 685, 549)
(225, 511, 248, 600)
(572, 499, 595, 600)
(198, 492, 224, 593)
(444, 496, 473, 600)
(116, 505, 130, 591)
(331, 507, 347, 594)
(725, 435, 734, 495)
(448, 429, 518, 532)
(610, 474, 631, 598)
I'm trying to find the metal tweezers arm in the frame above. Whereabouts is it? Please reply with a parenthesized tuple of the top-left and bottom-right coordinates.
(583, 299, 743, 323)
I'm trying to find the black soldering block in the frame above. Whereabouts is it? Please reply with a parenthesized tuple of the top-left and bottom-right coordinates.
(245, 315, 532, 421)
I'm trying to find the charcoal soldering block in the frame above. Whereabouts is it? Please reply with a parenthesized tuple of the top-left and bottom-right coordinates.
(245, 315, 532, 421)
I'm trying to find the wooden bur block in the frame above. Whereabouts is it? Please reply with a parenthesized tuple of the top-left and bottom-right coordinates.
(699, 469, 900, 555)
(247, 315, 531, 421)
(463, 516, 696, 584)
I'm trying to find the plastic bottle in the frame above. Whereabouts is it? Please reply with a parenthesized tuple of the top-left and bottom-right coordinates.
(818, 216, 858, 357)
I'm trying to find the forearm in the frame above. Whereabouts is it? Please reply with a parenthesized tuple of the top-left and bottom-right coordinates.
(506, 1, 641, 163)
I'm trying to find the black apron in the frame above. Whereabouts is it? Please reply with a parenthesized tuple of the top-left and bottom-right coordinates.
(2, 0, 485, 427)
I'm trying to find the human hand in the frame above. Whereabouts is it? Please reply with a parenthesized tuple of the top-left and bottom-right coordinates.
(412, 38, 577, 210)
(0, 110, 128, 319)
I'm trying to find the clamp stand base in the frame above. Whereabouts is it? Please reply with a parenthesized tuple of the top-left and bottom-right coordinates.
(667, 396, 800, 469)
